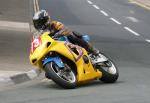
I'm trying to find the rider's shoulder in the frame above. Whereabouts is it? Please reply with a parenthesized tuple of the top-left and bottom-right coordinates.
(51, 21, 63, 26)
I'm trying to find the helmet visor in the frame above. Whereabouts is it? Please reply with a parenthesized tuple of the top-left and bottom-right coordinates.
(33, 19, 45, 30)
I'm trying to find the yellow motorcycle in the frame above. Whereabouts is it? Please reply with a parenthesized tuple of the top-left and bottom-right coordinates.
(29, 31, 119, 89)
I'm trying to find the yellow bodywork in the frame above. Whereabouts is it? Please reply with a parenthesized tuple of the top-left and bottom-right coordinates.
(29, 32, 102, 84)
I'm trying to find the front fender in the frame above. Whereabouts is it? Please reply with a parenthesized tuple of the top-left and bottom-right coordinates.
(43, 56, 64, 68)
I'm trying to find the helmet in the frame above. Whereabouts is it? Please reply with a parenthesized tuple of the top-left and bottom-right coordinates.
(33, 10, 50, 30)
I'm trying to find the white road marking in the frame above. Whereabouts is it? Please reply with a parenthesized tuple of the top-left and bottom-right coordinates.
(87, 0, 93, 4)
(86, 1, 148, 42)
(100, 10, 109, 16)
(129, 1, 137, 4)
(33, 0, 36, 12)
(36, 0, 40, 11)
(92, 5, 100, 10)
(126, 16, 139, 23)
(110, 18, 122, 25)
(145, 39, 150, 43)
(129, 0, 150, 10)
(33, 0, 39, 12)
(124, 27, 140, 36)
(0, 20, 30, 31)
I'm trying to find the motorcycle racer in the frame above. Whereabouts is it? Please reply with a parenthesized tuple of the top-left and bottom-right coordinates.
(32, 10, 100, 64)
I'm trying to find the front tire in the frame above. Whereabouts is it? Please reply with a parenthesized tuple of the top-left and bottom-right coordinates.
(44, 62, 77, 89)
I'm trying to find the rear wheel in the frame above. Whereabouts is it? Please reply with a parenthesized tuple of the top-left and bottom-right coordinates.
(96, 60, 119, 83)
(44, 62, 77, 89)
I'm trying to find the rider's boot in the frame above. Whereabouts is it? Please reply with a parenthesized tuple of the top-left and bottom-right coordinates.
(88, 47, 101, 64)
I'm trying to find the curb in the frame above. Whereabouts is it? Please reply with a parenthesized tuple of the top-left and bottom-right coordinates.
(0, 21, 30, 32)
(130, 0, 150, 10)
(0, 0, 41, 88)
(0, 69, 41, 87)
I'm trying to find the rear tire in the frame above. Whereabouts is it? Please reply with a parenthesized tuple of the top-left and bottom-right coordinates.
(44, 62, 77, 89)
(97, 60, 119, 83)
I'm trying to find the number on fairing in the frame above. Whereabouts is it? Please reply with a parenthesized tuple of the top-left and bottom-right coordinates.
(31, 37, 42, 53)
(33, 39, 40, 47)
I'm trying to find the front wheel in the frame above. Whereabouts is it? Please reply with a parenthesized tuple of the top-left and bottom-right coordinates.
(44, 62, 77, 89)
(96, 60, 119, 83)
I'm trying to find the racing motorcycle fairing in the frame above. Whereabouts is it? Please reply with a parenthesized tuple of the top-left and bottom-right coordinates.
(30, 31, 102, 83)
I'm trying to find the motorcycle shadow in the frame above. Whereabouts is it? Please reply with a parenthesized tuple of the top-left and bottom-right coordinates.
(46, 80, 123, 89)
(78, 80, 123, 88)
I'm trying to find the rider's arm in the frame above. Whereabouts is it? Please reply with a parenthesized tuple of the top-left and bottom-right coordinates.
(51, 21, 72, 36)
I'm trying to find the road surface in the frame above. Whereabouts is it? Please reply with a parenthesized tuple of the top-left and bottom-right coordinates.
(0, 0, 150, 103)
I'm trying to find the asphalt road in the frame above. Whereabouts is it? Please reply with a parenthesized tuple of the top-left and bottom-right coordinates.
(0, 0, 150, 103)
